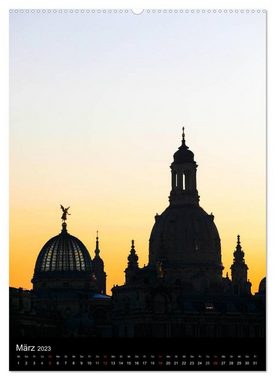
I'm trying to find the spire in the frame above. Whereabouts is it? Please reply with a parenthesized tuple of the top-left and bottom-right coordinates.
(125, 239, 139, 284)
(130, 239, 137, 258)
(127, 239, 139, 268)
(92, 230, 106, 294)
(181, 126, 188, 147)
(237, 234, 241, 248)
(230, 234, 250, 295)
(181, 126, 185, 145)
(234, 234, 244, 261)
(95, 230, 100, 256)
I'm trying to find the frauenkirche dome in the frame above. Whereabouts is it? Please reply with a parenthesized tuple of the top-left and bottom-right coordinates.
(148, 128, 223, 288)
(149, 205, 221, 266)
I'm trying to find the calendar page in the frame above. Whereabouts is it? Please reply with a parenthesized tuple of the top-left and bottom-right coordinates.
(9, 8, 266, 371)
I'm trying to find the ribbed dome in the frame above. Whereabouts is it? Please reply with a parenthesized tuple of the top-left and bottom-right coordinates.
(34, 223, 92, 274)
(149, 205, 222, 267)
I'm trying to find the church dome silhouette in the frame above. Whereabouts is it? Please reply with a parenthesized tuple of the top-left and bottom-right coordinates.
(149, 205, 221, 266)
(149, 128, 223, 285)
(33, 222, 93, 274)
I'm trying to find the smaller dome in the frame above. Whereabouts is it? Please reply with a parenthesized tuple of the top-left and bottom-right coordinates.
(34, 223, 93, 274)
(173, 145, 194, 164)
(258, 277, 266, 294)
(172, 128, 195, 164)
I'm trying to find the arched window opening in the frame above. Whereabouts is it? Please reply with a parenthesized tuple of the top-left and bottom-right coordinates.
(176, 173, 184, 189)
(184, 170, 191, 190)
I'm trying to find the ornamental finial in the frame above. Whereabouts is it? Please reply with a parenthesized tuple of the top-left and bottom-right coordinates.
(182, 126, 185, 144)
(237, 234, 241, 246)
(60, 205, 70, 233)
(60, 205, 71, 221)
(95, 231, 100, 255)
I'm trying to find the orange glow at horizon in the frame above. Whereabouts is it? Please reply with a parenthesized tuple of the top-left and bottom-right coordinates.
(10, 170, 266, 295)
(9, 11, 266, 296)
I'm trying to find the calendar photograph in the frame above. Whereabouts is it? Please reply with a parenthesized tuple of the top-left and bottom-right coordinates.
(9, 8, 266, 371)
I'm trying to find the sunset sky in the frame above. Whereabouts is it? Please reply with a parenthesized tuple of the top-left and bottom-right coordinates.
(9, 9, 266, 294)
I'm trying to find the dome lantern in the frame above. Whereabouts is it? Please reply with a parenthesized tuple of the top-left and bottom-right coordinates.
(169, 127, 199, 206)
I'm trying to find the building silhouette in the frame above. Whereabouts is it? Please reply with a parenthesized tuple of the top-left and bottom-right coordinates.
(112, 128, 265, 337)
(10, 128, 265, 338)
(10, 225, 111, 338)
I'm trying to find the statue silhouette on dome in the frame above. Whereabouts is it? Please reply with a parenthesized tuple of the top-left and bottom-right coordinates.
(60, 205, 71, 221)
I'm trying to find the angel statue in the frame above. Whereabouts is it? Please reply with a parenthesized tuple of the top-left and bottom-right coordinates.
(60, 205, 71, 221)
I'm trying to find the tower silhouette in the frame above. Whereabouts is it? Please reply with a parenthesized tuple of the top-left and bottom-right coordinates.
(92, 232, 107, 294)
(125, 240, 139, 284)
(230, 235, 251, 296)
